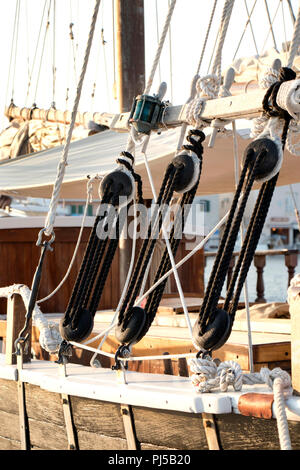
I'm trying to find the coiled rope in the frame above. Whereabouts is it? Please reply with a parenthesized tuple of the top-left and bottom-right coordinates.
(188, 356, 293, 450)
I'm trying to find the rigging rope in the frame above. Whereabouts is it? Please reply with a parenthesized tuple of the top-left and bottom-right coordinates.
(42, 0, 101, 239)
(210, 0, 235, 94)
(37, 176, 100, 305)
(25, 0, 49, 106)
(188, 356, 293, 450)
(5, 0, 21, 106)
(113, 130, 204, 354)
(192, 66, 295, 355)
(59, 154, 143, 343)
(144, 0, 176, 95)
(33, 0, 52, 106)
(52, 0, 56, 108)
(109, 0, 236, 360)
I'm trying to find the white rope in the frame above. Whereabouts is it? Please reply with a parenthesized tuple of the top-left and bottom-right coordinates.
(210, 0, 235, 93)
(188, 356, 293, 450)
(70, 339, 195, 362)
(0, 284, 61, 353)
(286, 4, 300, 69)
(196, 0, 218, 75)
(81, 177, 236, 361)
(43, 0, 101, 237)
(251, 5, 300, 157)
(185, 0, 235, 129)
(140, 137, 195, 346)
(144, 0, 176, 95)
(134, 200, 238, 308)
(124, 1, 177, 161)
(37, 176, 100, 304)
(176, 1, 218, 149)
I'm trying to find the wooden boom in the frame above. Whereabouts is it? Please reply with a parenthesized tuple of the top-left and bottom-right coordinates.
(5, 88, 267, 134)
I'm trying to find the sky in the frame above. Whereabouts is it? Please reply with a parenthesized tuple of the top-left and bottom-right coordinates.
(0, 0, 298, 132)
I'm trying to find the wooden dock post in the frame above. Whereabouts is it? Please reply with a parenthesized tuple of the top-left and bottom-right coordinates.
(5, 294, 31, 365)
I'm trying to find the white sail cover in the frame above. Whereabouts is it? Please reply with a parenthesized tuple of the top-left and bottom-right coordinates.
(0, 125, 299, 200)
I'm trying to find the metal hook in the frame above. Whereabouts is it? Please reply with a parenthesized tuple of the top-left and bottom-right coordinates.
(112, 344, 130, 371)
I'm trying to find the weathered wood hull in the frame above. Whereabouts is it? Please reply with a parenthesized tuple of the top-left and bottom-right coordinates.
(0, 377, 300, 451)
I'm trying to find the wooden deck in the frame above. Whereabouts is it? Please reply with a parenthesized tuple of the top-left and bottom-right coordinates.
(0, 294, 291, 375)
(0, 295, 298, 451)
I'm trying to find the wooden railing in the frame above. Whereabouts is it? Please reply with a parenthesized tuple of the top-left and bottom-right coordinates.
(204, 249, 298, 303)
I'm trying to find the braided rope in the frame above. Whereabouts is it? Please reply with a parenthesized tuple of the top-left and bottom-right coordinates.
(196, 0, 218, 75)
(188, 357, 293, 449)
(210, 0, 235, 92)
(144, 0, 176, 95)
(0, 284, 61, 353)
(185, 0, 235, 128)
(252, 5, 300, 156)
(286, 4, 300, 69)
(43, 0, 101, 237)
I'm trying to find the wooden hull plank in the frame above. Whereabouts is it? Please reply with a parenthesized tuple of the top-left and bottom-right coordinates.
(1, 375, 300, 450)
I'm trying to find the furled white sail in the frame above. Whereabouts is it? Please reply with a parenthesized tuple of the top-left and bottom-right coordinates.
(0, 123, 300, 200)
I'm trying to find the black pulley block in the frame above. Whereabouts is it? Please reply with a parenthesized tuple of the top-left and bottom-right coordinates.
(100, 169, 134, 206)
(192, 308, 231, 352)
(59, 308, 94, 343)
(172, 152, 199, 193)
(243, 138, 281, 182)
(115, 306, 146, 346)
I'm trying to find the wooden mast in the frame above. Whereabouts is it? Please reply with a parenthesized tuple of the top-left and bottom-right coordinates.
(115, 0, 145, 112)
(114, 0, 145, 293)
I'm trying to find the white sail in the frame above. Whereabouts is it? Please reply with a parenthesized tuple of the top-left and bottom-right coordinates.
(1, 122, 300, 200)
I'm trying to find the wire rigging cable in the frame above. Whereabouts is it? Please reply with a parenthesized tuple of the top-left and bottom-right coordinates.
(5, 0, 21, 106)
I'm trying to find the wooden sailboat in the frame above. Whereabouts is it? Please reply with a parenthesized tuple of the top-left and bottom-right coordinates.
(0, 0, 300, 451)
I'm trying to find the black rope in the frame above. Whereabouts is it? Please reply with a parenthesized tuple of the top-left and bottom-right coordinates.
(60, 154, 144, 342)
(116, 129, 205, 341)
(117, 163, 176, 328)
(63, 184, 113, 327)
(198, 149, 257, 331)
(193, 66, 295, 352)
(140, 131, 204, 336)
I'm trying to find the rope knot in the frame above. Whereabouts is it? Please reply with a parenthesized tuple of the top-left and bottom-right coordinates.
(185, 75, 218, 129)
(259, 67, 279, 90)
(197, 74, 219, 99)
(188, 357, 218, 392)
(217, 360, 243, 392)
(259, 367, 292, 396)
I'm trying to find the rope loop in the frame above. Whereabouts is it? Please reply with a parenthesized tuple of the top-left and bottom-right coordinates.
(197, 74, 219, 99)
(262, 67, 296, 121)
(117, 151, 144, 205)
(36, 227, 55, 248)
